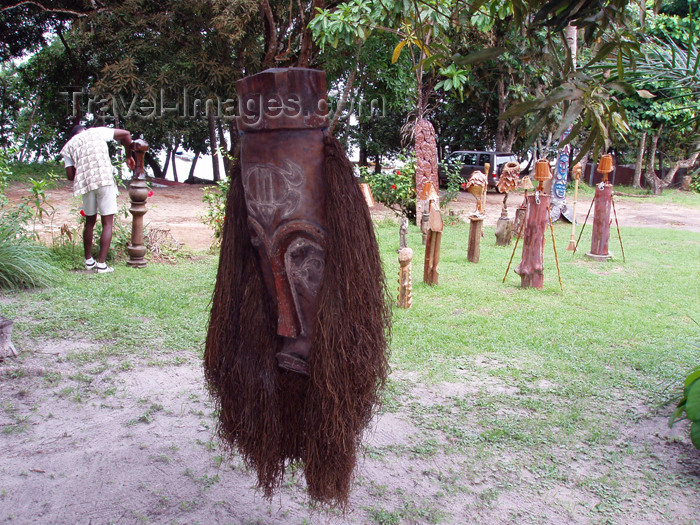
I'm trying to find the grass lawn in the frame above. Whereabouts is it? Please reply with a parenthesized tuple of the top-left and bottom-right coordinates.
(1, 219, 699, 524)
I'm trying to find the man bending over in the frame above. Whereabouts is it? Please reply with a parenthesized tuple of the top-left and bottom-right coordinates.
(61, 125, 136, 273)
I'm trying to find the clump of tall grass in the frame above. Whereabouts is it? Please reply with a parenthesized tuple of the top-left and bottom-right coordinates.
(0, 215, 57, 289)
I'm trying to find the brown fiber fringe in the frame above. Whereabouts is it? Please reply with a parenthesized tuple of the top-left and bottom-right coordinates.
(204, 133, 391, 507)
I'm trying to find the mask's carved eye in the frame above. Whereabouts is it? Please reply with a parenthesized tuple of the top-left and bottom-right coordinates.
(286, 238, 325, 297)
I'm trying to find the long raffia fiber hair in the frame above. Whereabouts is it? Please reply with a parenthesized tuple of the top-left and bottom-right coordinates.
(204, 133, 391, 506)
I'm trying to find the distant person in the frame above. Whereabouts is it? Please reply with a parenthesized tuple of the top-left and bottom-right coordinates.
(61, 125, 135, 273)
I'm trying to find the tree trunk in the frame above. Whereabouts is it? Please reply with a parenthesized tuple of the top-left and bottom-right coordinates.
(633, 131, 646, 188)
(504, 125, 517, 153)
(495, 77, 506, 151)
(144, 152, 163, 178)
(186, 151, 200, 183)
(329, 43, 362, 135)
(171, 148, 179, 183)
(19, 97, 39, 163)
(162, 144, 173, 180)
(662, 136, 700, 188)
(217, 118, 230, 173)
(373, 154, 381, 174)
(644, 126, 663, 195)
(208, 111, 221, 182)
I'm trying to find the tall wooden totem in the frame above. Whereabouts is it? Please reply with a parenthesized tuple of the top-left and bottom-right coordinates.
(586, 154, 614, 261)
(516, 160, 551, 288)
(204, 68, 390, 507)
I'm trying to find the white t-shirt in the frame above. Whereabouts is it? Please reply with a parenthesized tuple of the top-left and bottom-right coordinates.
(60, 127, 117, 196)
(61, 127, 115, 167)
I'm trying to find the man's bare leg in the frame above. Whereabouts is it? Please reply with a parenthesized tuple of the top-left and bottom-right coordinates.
(99, 214, 114, 264)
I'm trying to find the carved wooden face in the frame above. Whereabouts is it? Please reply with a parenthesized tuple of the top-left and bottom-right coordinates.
(240, 130, 327, 374)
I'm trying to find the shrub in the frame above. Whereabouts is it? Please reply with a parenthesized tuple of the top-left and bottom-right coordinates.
(362, 155, 417, 222)
(0, 216, 56, 289)
(201, 178, 229, 248)
(669, 363, 700, 450)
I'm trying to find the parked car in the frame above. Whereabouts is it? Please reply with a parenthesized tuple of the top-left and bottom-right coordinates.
(438, 150, 520, 190)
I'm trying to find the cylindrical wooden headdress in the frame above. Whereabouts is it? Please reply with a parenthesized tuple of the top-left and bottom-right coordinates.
(597, 154, 613, 183)
(534, 159, 551, 191)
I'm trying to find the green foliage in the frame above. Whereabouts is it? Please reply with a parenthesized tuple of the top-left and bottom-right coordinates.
(0, 216, 56, 289)
(200, 178, 229, 248)
(691, 170, 700, 193)
(0, 150, 57, 288)
(440, 161, 463, 209)
(669, 365, 700, 449)
(362, 154, 416, 222)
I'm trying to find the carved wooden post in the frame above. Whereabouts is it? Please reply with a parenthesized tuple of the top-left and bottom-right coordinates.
(495, 161, 519, 246)
(468, 217, 483, 263)
(512, 176, 532, 235)
(586, 155, 613, 261)
(422, 183, 442, 285)
(516, 160, 551, 289)
(397, 247, 413, 308)
(567, 163, 582, 250)
(0, 316, 17, 360)
(127, 139, 149, 268)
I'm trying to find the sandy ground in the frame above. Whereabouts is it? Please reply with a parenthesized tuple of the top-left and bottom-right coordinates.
(5, 179, 700, 252)
(1, 180, 700, 524)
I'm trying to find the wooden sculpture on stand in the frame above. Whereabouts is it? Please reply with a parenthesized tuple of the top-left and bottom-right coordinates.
(566, 163, 582, 250)
(574, 154, 625, 262)
(467, 170, 488, 217)
(495, 161, 520, 246)
(422, 182, 443, 285)
(512, 176, 533, 235)
(466, 170, 487, 263)
(503, 160, 563, 291)
(397, 217, 413, 308)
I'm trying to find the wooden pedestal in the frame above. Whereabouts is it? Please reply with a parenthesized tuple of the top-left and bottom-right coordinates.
(495, 217, 513, 246)
(127, 140, 149, 268)
(516, 194, 550, 289)
(468, 217, 483, 263)
(586, 183, 613, 261)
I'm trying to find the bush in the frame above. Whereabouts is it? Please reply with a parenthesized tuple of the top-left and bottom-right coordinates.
(0, 216, 56, 289)
(669, 362, 700, 450)
(362, 154, 417, 222)
(201, 178, 229, 248)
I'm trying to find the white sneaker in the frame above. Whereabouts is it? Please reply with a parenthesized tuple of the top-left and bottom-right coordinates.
(96, 263, 114, 274)
(85, 258, 96, 271)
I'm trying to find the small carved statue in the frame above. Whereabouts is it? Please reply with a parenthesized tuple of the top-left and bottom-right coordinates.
(467, 170, 488, 217)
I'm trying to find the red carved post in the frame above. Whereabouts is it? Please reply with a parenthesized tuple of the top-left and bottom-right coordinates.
(516, 160, 551, 289)
(586, 154, 614, 261)
(127, 139, 149, 268)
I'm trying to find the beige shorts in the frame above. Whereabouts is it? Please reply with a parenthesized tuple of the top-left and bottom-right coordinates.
(82, 184, 118, 216)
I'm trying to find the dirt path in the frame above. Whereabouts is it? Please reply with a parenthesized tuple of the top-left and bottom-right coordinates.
(6, 180, 700, 252)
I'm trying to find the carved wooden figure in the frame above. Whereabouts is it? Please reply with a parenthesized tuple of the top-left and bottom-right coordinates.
(127, 139, 149, 268)
(422, 182, 443, 285)
(512, 176, 532, 235)
(516, 160, 551, 288)
(467, 170, 488, 217)
(587, 154, 614, 261)
(495, 161, 520, 246)
(397, 247, 413, 308)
